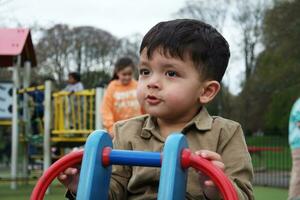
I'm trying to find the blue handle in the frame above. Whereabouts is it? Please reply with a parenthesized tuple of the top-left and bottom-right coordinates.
(77, 130, 188, 200)
(109, 150, 161, 167)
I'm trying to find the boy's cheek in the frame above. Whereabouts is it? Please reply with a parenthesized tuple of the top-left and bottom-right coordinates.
(136, 88, 144, 105)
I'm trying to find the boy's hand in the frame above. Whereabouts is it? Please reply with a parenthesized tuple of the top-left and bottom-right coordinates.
(195, 150, 225, 200)
(57, 166, 80, 194)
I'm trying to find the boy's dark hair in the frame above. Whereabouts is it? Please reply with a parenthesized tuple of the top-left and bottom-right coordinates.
(111, 57, 135, 81)
(140, 19, 230, 82)
(68, 72, 81, 82)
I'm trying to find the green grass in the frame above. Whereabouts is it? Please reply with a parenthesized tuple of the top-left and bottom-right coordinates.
(254, 186, 288, 200)
(0, 182, 65, 200)
(0, 182, 288, 200)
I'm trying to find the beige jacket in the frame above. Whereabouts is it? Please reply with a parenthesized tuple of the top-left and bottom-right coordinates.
(108, 107, 254, 200)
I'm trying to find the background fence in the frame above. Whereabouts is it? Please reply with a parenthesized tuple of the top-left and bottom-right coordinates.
(246, 136, 291, 188)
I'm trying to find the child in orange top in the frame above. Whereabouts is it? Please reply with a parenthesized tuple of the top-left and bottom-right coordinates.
(101, 57, 144, 135)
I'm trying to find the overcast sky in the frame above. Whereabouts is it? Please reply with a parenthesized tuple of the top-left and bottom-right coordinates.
(5, 0, 187, 37)
(3, 0, 244, 94)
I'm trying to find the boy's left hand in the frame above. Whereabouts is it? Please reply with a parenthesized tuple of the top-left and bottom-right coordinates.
(195, 150, 225, 199)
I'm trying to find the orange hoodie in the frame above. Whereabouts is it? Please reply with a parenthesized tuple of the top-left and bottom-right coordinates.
(101, 80, 143, 134)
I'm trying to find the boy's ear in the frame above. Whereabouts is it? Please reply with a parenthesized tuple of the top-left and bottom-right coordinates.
(199, 80, 220, 104)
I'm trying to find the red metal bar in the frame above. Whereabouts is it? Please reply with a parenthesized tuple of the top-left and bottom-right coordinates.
(31, 149, 238, 200)
(248, 146, 283, 153)
(181, 149, 238, 200)
(30, 150, 83, 200)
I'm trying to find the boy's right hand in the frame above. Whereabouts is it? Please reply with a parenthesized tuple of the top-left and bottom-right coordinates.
(57, 167, 80, 194)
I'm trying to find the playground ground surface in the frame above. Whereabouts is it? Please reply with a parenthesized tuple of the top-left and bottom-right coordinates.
(0, 182, 288, 200)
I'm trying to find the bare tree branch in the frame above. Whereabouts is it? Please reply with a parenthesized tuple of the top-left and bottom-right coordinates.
(233, 0, 272, 81)
(175, 0, 231, 33)
(35, 24, 139, 88)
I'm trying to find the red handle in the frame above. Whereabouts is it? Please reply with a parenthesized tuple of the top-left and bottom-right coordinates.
(30, 150, 84, 200)
(31, 149, 238, 200)
(181, 149, 238, 200)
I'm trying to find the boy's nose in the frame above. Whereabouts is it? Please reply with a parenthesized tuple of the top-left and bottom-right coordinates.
(147, 75, 160, 89)
(147, 83, 159, 89)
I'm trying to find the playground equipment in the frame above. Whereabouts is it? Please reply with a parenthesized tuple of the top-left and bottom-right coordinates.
(0, 28, 37, 189)
(1, 28, 105, 189)
(52, 89, 102, 142)
(14, 83, 104, 183)
(0, 74, 104, 189)
(0, 27, 98, 185)
(31, 130, 238, 200)
(0, 82, 13, 121)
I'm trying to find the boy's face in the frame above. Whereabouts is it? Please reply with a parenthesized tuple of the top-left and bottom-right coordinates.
(68, 75, 76, 84)
(137, 48, 205, 121)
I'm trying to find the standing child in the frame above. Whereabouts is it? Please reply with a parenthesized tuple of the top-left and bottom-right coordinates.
(63, 72, 84, 130)
(28, 82, 45, 135)
(288, 98, 300, 200)
(64, 72, 84, 92)
(59, 19, 254, 200)
(101, 57, 144, 135)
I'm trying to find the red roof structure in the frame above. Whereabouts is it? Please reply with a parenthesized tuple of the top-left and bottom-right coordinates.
(0, 28, 37, 67)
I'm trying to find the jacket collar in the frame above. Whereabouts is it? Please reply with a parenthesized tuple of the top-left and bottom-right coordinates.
(185, 107, 213, 131)
(140, 107, 213, 139)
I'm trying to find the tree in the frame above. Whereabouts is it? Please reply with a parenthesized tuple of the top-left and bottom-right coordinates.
(115, 34, 142, 65)
(176, 0, 230, 32)
(69, 26, 121, 89)
(176, 0, 271, 87)
(114, 34, 142, 79)
(35, 24, 120, 88)
(260, 0, 300, 134)
(35, 24, 142, 89)
(240, 0, 300, 135)
(230, 0, 273, 133)
(232, 0, 272, 82)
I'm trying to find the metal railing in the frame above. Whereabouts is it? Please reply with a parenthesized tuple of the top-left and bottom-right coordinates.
(246, 136, 291, 188)
(52, 90, 96, 142)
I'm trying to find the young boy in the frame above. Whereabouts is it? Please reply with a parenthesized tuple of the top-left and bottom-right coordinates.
(64, 72, 84, 92)
(59, 19, 254, 200)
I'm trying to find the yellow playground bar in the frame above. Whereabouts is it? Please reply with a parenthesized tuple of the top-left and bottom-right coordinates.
(52, 89, 97, 142)
(8, 81, 104, 189)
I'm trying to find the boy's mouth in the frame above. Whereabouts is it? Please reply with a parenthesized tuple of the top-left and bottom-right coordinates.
(146, 95, 161, 105)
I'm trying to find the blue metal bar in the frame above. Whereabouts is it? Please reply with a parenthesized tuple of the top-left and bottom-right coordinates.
(109, 150, 161, 167)
(76, 130, 112, 200)
(77, 131, 188, 200)
(158, 133, 188, 200)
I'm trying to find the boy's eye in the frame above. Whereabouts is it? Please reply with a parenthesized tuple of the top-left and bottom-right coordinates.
(139, 68, 150, 76)
(166, 71, 178, 77)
